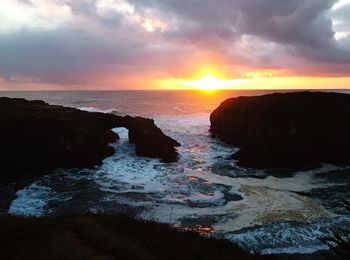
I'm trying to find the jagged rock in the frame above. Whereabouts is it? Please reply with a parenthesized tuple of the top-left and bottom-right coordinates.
(125, 116, 180, 163)
(0, 97, 179, 178)
(210, 92, 350, 168)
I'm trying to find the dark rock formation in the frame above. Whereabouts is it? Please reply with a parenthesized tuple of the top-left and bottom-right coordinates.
(0, 97, 179, 178)
(210, 92, 350, 168)
(126, 115, 180, 162)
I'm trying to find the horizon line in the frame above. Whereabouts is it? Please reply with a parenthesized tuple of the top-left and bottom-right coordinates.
(1, 88, 350, 92)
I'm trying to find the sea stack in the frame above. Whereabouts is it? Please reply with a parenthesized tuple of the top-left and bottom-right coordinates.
(210, 92, 350, 168)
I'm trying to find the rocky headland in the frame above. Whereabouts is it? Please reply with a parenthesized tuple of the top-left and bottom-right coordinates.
(0, 97, 179, 211)
(210, 92, 350, 168)
(0, 97, 179, 179)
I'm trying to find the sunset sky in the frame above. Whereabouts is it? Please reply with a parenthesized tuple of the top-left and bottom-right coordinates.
(1, 0, 350, 90)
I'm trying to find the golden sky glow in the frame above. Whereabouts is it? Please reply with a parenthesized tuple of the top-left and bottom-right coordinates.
(3, 74, 350, 91)
(157, 75, 350, 91)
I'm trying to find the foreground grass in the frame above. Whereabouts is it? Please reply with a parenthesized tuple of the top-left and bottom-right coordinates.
(0, 215, 265, 260)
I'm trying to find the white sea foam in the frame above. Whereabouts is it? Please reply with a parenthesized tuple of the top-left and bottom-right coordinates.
(8, 112, 350, 255)
(113, 127, 129, 139)
(226, 216, 350, 254)
(8, 177, 74, 217)
(8, 184, 53, 217)
(78, 106, 117, 114)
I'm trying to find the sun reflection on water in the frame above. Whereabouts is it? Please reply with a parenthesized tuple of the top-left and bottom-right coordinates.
(182, 225, 215, 236)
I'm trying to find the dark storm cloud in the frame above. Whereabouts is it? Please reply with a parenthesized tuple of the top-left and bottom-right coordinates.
(0, 25, 192, 84)
(0, 29, 130, 83)
(0, 0, 350, 86)
(131, 0, 350, 63)
(235, 0, 344, 62)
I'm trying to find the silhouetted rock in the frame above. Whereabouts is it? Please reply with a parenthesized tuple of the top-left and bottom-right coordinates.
(125, 116, 180, 162)
(0, 97, 179, 179)
(210, 92, 350, 168)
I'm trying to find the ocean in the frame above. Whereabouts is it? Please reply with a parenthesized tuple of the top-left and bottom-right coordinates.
(2, 89, 350, 255)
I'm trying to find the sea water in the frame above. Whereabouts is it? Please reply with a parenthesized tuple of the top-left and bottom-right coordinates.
(2, 90, 350, 255)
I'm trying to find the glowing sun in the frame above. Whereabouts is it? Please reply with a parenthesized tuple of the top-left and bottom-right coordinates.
(182, 74, 244, 91)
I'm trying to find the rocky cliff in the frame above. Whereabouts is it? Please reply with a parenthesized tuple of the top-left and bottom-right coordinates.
(210, 92, 350, 168)
(0, 97, 179, 178)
